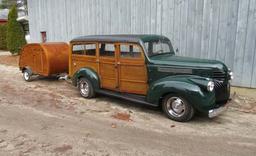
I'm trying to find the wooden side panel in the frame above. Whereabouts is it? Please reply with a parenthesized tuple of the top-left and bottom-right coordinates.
(19, 46, 33, 69)
(33, 47, 43, 74)
(99, 57, 117, 90)
(43, 43, 69, 75)
(119, 60, 148, 95)
(71, 55, 98, 75)
(118, 43, 148, 95)
(19, 44, 42, 75)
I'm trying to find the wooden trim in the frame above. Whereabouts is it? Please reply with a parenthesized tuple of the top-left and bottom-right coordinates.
(70, 42, 98, 76)
(69, 43, 73, 77)
(116, 42, 148, 95)
(119, 79, 147, 83)
(70, 41, 148, 94)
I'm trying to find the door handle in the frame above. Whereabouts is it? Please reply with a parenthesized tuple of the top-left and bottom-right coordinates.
(115, 62, 120, 68)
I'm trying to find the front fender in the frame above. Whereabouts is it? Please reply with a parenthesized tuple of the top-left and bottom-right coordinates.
(72, 68, 100, 91)
(146, 75, 216, 112)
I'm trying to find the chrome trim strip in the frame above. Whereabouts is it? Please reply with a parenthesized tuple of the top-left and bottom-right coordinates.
(158, 67, 193, 74)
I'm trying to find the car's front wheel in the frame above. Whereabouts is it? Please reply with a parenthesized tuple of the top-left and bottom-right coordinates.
(162, 94, 195, 122)
(78, 78, 95, 98)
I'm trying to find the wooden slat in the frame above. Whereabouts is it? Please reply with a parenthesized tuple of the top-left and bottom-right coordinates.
(27, 0, 256, 88)
(241, 0, 256, 87)
(233, 0, 250, 86)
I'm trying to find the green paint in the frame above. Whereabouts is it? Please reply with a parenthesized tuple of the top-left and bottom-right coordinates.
(71, 35, 231, 114)
(72, 68, 100, 91)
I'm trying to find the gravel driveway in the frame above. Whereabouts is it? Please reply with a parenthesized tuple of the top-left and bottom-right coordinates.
(0, 63, 255, 156)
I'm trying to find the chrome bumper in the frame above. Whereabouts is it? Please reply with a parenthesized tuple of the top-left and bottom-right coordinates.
(208, 103, 228, 118)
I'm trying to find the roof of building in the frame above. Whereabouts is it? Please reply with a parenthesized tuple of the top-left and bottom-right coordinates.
(70, 34, 170, 43)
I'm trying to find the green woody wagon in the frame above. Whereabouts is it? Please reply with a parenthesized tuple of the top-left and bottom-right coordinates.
(67, 34, 233, 122)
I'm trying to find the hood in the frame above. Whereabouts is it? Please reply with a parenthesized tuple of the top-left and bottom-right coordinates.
(149, 54, 228, 71)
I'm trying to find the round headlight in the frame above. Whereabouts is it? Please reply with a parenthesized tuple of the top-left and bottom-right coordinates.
(207, 81, 214, 92)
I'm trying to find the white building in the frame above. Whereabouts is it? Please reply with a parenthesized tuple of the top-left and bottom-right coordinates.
(27, 0, 256, 88)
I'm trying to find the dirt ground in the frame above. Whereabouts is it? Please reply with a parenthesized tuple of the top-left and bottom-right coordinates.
(0, 54, 256, 156)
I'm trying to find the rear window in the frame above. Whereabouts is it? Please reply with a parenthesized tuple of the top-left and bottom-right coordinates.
(72, 43, 96, 56)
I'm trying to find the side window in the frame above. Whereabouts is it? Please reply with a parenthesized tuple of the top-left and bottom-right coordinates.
(72, 45, 85, 55)
(99, 43, 115, 57)
(120, 44, 142, 58)
(85, 44, 96, 56)
(72, 43, 96, 56)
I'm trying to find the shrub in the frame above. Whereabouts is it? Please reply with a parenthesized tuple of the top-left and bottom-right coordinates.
(6, 6, 26, 54)
(0, 24, 7, 50)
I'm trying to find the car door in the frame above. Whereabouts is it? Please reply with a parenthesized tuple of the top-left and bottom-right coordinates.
(118, 43, 148, 95)
(98, 43, 119, 90)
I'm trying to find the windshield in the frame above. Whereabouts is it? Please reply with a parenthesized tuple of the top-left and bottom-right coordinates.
(144, 40, 174, 57)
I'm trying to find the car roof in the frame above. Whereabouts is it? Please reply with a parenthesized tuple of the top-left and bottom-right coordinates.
(70, 34, 170, 43)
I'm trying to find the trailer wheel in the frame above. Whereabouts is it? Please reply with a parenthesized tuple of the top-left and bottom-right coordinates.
(79, 78, 95, 98)
(23, 69, 32, 82)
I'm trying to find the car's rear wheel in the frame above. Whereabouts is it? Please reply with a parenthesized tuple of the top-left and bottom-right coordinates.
(162, 94, 195, 122)
(23, 69, 32, 82)
(78, 78, 95, 98)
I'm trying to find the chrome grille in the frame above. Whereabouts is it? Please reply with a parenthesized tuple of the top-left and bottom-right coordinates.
(212, 70, 226, 81)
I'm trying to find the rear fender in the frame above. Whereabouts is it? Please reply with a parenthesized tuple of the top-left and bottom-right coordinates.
(72, 68, 100, 91)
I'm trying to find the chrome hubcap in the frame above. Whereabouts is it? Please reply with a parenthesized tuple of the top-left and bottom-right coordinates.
(166, 97, 186, 117)
(24, 72, 30, 80)
(80, 81, 89, 97)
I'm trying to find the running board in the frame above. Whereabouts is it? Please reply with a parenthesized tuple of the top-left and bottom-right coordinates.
(97, 89, 157, 107)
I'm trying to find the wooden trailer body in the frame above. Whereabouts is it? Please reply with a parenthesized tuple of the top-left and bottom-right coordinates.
(19, 42, 69, 76)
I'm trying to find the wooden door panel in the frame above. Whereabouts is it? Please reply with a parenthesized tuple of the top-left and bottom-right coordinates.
(118, 44, 148, 95)
(99, 58, 117, 90)
(118, 61, 148, 95)
(119, 81, 148, 95)
(120, 65, 147, 82)
(100, 78, 117, 89)
(71, 55, 98, 75)
(99, 63, 116, 78)
(119, 64, 148, 95)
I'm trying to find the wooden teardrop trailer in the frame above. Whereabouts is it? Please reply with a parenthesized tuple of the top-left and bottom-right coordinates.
(19, 42, 69, 81)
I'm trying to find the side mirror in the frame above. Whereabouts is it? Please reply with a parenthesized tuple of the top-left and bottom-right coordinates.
(176, 48, 179, 53)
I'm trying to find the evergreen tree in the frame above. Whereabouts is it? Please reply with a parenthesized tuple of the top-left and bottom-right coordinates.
(0, 24, 7, 50)
(6, 6, 26, 54)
